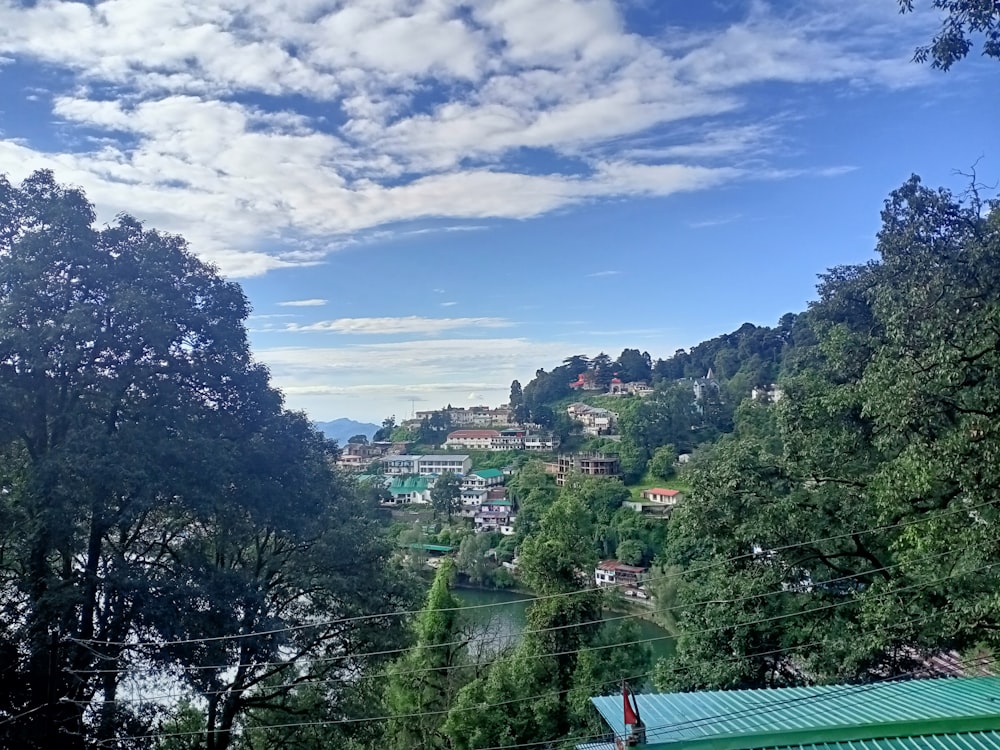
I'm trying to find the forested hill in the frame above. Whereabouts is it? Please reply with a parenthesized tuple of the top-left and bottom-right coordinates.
(519, 317, 797, 419)
(511, 318, 803, 483)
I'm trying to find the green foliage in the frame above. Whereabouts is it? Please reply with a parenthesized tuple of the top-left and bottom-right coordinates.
(663, 176, 1000, 689)
(386, 561, 471, 750)
(899, 0, 1000, 69)
(456, 532, 498, 586)
(616, 539, 644, 566)
(0, 172, 417, 748)
(430, 471, 463, 520)
(648, 444, 677, 480)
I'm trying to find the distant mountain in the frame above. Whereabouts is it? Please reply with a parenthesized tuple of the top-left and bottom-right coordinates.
(314, 418, 380, 445)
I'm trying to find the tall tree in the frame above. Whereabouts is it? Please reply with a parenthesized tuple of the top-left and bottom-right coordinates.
(661, 176, 1000, 689)
(0, 171, 413, 749)
(431, 471, 463, 521)
(386, 561, 471, 750)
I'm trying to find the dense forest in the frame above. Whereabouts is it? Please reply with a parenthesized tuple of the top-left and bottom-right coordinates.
(2, 171, 1000, 747)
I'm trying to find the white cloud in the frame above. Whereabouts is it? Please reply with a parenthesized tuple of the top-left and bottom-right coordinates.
(0, 0, 935, 277)
(688, 214, 743, 229)
(586, 270, 621, 277)
(277, 298, 328, 307)
(256, 332, 685, 420)
(283, 316, 513, 335)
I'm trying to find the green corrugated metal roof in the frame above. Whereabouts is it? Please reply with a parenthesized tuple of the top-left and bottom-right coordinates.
(474, 468, 504, 479)
(591, 678, 1000, 750)
(389, 476, 429, 493)
(408, 544, 453, 553)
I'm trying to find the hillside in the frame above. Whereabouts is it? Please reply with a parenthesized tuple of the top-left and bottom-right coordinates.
(314, 418, 379, 444)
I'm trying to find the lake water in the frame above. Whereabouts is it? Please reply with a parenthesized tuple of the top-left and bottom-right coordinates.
(454, 587, 676, 667)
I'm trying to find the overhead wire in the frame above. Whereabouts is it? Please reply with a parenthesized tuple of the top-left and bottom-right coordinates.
(102, 637, 997, 747)
(68, 494, 1000, 650)
(69, 535, 982, 680)
(72, 557, 995, 720)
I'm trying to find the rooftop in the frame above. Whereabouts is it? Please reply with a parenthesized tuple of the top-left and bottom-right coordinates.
(589, 677, 1000, 750)
(597, 560, 647, 573)
(473, 468, 504, 479)
(645, 488, 681, 497)
(447, 430, 501, 438)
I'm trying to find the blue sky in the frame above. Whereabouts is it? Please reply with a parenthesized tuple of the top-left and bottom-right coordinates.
(0, 0, 996, 422)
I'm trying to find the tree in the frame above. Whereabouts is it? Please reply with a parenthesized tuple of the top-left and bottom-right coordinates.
(430, 471, 463, 521)
(348, 433, 369, 444)
(0, 171, 413, 749)
(899, 0, 1000, 69)
(661, 176, 1000, 689)
(591, 352, 614, 391)
(456, 532, 497, 586)
(616, 348, 652, 383)
(509, 379, 530, 424)
(648, 444, 677, 480)
(616, 539, 644, 566)
(386, 561, 471, 750)
(373, 416, 397, 442)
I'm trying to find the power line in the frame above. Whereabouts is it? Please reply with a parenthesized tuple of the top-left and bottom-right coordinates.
(69, 495, 1000, 650)
(72, 559, 992, 714)
(102, 633, 995, 747)
(70, 535, 977, 678)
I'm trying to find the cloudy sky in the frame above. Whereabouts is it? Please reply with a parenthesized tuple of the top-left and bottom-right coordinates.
(0, 0, 996, 423)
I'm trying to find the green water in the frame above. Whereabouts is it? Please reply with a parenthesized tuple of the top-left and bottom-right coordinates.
(453, 587, 676, 665)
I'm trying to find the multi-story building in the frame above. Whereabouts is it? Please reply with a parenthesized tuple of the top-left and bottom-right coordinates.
(382, 454, 422, 475)
(555, 452, 621, 486)
(474, 500, 517, 535)
(380, 454, 472, 477)
(463, 468, 504, 490)
(445, 429, 500, 450)
(524, 434, 557, 451)
(416, 454, 472, 476)
(492, 428, 526, 450)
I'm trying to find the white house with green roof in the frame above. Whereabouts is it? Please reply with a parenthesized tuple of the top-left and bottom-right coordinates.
(386, 476, 431, 505)
(463, 468, 504, 490)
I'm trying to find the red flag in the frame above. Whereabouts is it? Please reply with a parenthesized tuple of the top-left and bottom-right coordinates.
(623, 682, 638, 726)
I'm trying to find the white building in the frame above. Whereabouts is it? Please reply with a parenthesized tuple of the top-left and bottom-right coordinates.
(382, 455, 422, 475)
(445, 429, 500, 450)
(416, 455, 472, 476)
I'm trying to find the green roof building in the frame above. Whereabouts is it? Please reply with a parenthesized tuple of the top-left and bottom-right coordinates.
(474, 468, 504, 479)
(583, 677, 1000, 750)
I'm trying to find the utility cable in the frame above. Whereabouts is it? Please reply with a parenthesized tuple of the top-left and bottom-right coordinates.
(70, 535, 981, 678)
(69, 495, 1000, 649)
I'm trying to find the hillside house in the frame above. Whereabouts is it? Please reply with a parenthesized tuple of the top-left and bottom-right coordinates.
(691, 368, 720, 401)
(460, 487, 488, 516)
(386, 476, 431, 505)
(445, 429, 500, 450)
(595, 560, 648, 588)
(463, 468, 504, 490)
(640, 488, 682, 507)
(474, 500, 516, 535)
(566, 403, 618, 435)
(555, 453, 621, 486)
